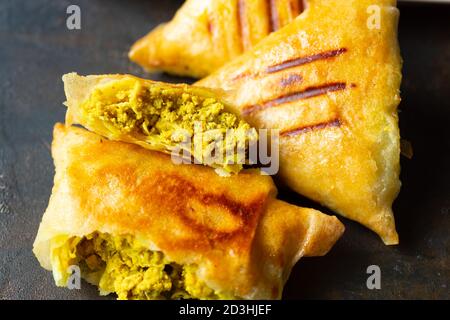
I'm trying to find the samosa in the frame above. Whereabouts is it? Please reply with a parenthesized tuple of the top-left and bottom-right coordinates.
(129, 0, 305, 78)
(197, 0, 402, 244)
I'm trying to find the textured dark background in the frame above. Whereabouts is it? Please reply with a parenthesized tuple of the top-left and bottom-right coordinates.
(0, 0, 449, 300)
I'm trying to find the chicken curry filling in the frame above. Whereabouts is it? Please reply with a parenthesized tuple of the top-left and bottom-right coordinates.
(50, 232, 233, 300)
(79, 78, 257, 174)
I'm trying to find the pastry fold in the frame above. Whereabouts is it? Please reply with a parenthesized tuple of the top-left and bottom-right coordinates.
(129, 0, 304, 78)
(197, 0, 402, 244)
(33, 124, 344, 300)
(63, 72, 257, 175)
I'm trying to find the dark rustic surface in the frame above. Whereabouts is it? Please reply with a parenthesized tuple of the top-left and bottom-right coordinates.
(0, 0, 449, 300)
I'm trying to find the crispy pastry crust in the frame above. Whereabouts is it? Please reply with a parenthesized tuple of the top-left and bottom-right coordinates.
(129, 0, 304, 77)
(33, 124, 344, 299)
(198, 0, 402, 244)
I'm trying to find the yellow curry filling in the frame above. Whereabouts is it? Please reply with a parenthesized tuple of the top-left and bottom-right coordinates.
(80, 78, 257, 174)
(50, 232, 233, 300)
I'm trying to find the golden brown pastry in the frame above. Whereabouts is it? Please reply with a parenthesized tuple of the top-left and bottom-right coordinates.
(129, 0, 304, 78)
(33, 124, 344, 300)
(63, 72, 257, 175)
(197, 0, 402, 244)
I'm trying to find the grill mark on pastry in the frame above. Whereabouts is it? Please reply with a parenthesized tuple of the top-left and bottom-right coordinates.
(299, 0, 305, 13)
(289, 0, 296, 15)
(230, 48, 347, 83)
(237, 0, 250, 51)
(242, 82, 348, 115)
(280, 118, 342, 137)
(267, 0, 279, 32)
(230, 70, 253, 82)
(207, 18, 214, 36)
(289, 0, 303, 16)
(266, 48, 347, 74)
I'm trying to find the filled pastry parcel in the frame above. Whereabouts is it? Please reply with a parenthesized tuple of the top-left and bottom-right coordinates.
(129, 0, 304, 78)
(197, 0, 402, 244)
(63, 73, 257, 175)
(33, 124, 344, 300)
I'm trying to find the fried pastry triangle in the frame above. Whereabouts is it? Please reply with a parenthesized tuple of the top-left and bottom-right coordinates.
(129, 0, 304, 78)
(197, 0, 402, 244)
(33, 124, 344, 299)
